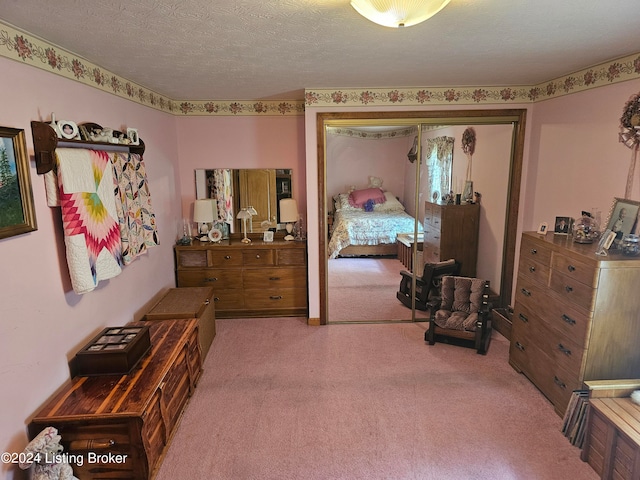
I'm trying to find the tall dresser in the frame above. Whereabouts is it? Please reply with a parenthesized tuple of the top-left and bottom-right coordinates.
(509, 232, 640, 415)
(175, 238, 308, 318)
(423, 201, 480, 277)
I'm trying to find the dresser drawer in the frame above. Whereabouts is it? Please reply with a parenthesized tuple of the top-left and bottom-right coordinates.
(244, 267, 307, 289)
(517, 256, 550, 286)
(208, 249, 243, 267)
(552, 253, 598, 288)
(550, 270, 596, 311)
(243, 249, 275, 266)
(212, 290, 245, 312)
(520, 235, 552, 266)
(245, 288, 308, 309)
(176, 269, 242, 289)
(176, 249, 207, 268)
(514, 276, 590, 345)
(277, 248, 306, 266)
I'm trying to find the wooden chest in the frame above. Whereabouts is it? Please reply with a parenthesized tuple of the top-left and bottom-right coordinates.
(144, 286, 215, 360)
(28, 319, 202, 480)
(509, 232, 640, 415)
(174, 238, 308, 318)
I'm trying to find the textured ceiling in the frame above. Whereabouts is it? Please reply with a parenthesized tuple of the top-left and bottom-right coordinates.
(2, 0, 640, 101)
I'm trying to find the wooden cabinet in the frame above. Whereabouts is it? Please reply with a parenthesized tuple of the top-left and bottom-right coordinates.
(509, 232, 640, 415)
(28, 319, 202, 480)
(238, 169, 277, 231)
(581, 380, 640, 480)
(423, 201, 480, 277)
(175, 239, 308, 318)
(144, 287, 216, 360)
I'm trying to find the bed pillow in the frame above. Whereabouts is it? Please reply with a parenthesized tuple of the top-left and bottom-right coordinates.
(348, 187, 385, 208)
(374, 192, 405, 212)
(335, 193, 361, 211)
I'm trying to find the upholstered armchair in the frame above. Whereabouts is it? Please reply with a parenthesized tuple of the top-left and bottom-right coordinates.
(396, 259, 461, 311)
(425, 276, 492, 354)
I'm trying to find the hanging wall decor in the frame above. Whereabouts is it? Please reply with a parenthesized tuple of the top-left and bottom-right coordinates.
(619, 91, 640, 198)
(461, 127, 476, 202)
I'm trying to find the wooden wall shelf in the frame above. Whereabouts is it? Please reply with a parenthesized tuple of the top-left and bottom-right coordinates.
(30, 121, 145, 174)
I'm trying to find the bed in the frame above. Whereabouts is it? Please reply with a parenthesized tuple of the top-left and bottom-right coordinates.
(328, 189, 422, 259)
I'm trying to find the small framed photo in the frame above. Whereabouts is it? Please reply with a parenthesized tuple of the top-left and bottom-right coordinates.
(605, 197, 640, 245)
(127, 128, 139, 145)
(58, 120, 79, 140)
(596, 229, 617, 256)
(263, 231, 274, 242)
(554, 216, 573, 235)
(536, 222, 548, 235)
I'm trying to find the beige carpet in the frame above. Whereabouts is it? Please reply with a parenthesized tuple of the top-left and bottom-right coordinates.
(328, 257, 430, 322)
(156, 317, 598, 480)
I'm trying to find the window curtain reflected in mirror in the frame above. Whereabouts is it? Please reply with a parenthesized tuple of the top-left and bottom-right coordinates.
(207, 169, 234, 231)
(423, 135, 454, 205)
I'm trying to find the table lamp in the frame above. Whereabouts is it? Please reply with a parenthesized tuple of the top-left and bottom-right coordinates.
(237, 208, 252, 243)
(279, 198, 298, 241)
(193, 199, 215, 241)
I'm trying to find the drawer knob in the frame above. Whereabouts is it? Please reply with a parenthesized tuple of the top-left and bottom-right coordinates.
(561, 314, 576, 325)
(225, 255, 231, 260)
(521, 288, 532, 297)
(529, 265, 536, 273)
(530, 248, 537, 254)
(204, 299, 210, 305)
(269, 277, 281, 281)
(515, 341, 525, 351)
(565, 285, 573, 293)
(256, 254, 261, 259)
(518, 313, 528, 323)
(270, 295, 283, 300)
(567, 265, 576, 272)
(553, 376, 567, 389)
(205, 277, 218, 282)
(213, 297, 220, 302)
(557, 344, 572, 356)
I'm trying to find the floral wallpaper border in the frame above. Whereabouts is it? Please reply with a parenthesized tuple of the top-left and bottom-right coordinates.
(2, 19, 640, 116)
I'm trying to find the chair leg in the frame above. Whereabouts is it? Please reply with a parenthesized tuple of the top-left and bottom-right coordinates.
(426, 321, 436, 345)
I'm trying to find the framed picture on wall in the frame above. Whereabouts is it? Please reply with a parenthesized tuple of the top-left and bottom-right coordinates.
(0, 127, 37, 239)
(58, 120, 79, 140)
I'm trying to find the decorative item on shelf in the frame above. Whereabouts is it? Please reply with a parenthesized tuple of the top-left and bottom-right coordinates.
(58, 120, 79, 140)
(622, 234, 640, 256)
(573, 211, 600, 243)
(193, 199, 216, 242)
(619, 91, 640, 198)
(280, 198, 298, 241)
(294, 214, 306, 241)
(127, 127, 139, 145)
(350, 0, 451, 28)
(237, 208, 252, 243)
(49, 112, 61, 138)
(176, 218, 192, 245)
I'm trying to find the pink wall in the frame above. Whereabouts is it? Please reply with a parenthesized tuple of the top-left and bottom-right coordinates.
(325, 133, 414, 207)
(175, 116, 306, 224)
(0, 57, 181, 479)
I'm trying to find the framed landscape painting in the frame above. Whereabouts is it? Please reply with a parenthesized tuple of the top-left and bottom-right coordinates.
(0, 127, 37, 239)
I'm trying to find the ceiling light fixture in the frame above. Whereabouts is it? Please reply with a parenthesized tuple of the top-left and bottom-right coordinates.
(350, 0, 451, 28)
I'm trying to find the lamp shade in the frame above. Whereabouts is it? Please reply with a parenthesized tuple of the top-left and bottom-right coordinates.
(236, 209, 251, 220)
(279, 198, 298, 223)
(193, 199, 215, 223)
(350, 0, 451, 28)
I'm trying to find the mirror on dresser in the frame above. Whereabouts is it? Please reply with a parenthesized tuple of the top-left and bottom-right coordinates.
(195, 168, 292, 233)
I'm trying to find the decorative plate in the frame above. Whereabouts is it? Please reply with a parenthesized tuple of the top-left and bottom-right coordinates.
(208, 227, 223, 243)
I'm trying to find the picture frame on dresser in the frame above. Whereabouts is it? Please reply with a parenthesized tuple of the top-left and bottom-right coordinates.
(0, 127, 37, 239)
(605, 197, 640, 244)
(553, 216, 572, 234)
(536, 222, 548, 235)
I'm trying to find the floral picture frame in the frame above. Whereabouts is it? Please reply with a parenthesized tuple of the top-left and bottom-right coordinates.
(0, 127, 37, 239)
(605, 197, 640, 244)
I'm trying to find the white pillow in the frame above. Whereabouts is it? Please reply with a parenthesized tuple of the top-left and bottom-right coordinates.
(335, 193, 362, 211)
(374, 192, 405, 212)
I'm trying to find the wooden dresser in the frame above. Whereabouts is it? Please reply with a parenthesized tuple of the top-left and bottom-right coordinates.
(174, 238, 308, 318)
(28, 319, 202, 480)
(509, 232, 640, 415)
(423, 201, 480, 277)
